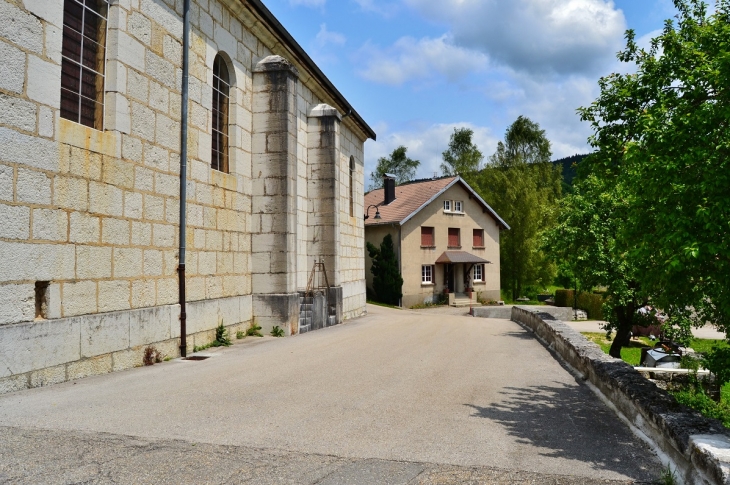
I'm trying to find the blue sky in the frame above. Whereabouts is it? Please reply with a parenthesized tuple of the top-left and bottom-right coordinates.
(261, 0, 680, 183)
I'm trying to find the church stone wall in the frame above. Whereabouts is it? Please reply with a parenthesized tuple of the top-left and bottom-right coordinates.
(0, 0, 369, 393)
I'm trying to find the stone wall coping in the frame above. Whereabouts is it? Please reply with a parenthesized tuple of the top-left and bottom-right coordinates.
(511, 306, 730, 485)
(254, 55, 300, 76)
(309, 103, 342, 121)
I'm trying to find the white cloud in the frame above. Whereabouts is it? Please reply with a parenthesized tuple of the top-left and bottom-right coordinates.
(404, 0, 627, 76)
(353, 0, 399, 17)
(289, 0, 326, 7)
(357, 35, 488, 85)
(365, 122, 499, 186)
(315, 24, 346, 48)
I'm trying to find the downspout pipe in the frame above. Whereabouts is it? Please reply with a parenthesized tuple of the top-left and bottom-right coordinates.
(178, 0, 191, 358)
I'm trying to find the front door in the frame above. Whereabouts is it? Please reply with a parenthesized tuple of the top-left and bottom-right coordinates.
(446, 264, 455, 293)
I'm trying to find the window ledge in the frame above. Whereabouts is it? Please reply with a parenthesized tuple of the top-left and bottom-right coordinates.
(447, 246, 462, 250)
(444, 211, 465, 216)
(58, 118, 117, 157)
(472, 246, 485, 250)
(421, 283, 435, 287)
(420, 245, 436, 249)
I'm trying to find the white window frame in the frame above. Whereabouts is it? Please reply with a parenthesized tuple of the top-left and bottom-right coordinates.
(454, 200, 463, 213)
(443, 200, 451, 212)
(422, 264, 434, 284)
(474, 264, 483, 282)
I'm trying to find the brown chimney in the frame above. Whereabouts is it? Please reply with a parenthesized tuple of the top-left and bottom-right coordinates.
(383, 174, 396, 205)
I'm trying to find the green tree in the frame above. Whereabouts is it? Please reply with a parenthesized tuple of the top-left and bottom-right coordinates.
(544, 174, 648, 357)
(441, 128, 483, 181)
(369, 146, 420, 190)
(578, 0, 730, 336)
(476, 116, 562, 300)
(366, 234, 403, 306)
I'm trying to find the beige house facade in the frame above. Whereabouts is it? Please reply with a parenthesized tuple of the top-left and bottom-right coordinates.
(0, 0, 374, 394)
(364, 176, 508, 308)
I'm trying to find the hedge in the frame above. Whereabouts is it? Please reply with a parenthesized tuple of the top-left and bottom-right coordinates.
(554, 289, 605, 320)
(577, 292, 605, 320)
(555, 289, 575, 307)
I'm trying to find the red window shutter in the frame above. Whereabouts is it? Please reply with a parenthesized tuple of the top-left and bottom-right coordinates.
(473, 229, 483, 247)
(421, 227, 434, 246)
(448, 228, 460, 247)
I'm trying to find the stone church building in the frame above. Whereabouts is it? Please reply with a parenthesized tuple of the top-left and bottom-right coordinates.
(0, 0, 375, 393)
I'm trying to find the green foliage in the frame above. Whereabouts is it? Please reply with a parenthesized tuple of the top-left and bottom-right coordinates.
(551, 154, 587, 191)
(578, 0, 730, 344)
(270, 325, 285, 337)
(369, 146, 420, 190)
(366, 234, 403, 306)
(440, 127, 484, 179)
(671, 386, 730, 429)
(544, 173, 647, 357)
(210, 320, 231, 347)
(236, 330, 245, 340)
(703, 348, 730, 388)
(246, 321, 263, 337)
(659, 465, 678, 485)
(554, 289, 575, 308)
(477, 116, 561, 300)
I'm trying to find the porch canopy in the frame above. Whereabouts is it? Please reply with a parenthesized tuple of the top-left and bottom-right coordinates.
(435, 251, 491, 264)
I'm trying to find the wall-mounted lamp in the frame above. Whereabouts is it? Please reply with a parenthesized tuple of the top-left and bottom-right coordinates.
(364, 204, 381, 220)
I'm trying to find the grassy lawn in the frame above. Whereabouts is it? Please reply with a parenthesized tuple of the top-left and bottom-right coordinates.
(582, 331, 730, 428)
(581, 332, 652, 366)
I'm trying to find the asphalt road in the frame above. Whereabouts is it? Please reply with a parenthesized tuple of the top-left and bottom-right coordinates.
(0, 304, 661, 484)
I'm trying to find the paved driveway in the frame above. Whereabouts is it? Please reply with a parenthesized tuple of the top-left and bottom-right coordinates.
(0, 304, 659, 483)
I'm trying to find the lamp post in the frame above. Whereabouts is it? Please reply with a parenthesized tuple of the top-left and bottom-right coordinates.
(364, 205, 381, 220)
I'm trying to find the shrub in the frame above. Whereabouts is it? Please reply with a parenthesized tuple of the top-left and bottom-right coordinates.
(236, 330, 245, 340)
(210, 321, 231, 347)
(366, 234, 403, 306)
(576, 292, 605, 320)
(270, 325, 285, 337)
(246, 321, 263, 337)
(554, 289, 575, 307)
(703, 347, 730, 388)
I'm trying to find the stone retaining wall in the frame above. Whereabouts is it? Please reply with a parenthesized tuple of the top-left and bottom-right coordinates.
(472, 305, 574, 321)
(0, 295, 252, 395)
(511, 306, 730, 485)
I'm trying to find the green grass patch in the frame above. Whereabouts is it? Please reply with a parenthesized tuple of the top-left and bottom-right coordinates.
(581, 332, 651, 366)
(367, 300, 401, 309)
(688, 338, 729, 354)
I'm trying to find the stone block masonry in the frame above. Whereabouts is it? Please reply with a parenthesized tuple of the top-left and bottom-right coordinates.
(511, 307, 730, 485)
(0, 0, 373, 393)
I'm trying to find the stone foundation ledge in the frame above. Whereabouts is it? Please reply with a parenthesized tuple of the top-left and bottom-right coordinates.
(0, 296, 253, 395)
(511, 306, 730, 485)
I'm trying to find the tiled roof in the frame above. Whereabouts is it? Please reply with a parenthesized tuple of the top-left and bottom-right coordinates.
(435, 251, 491, 264)
(364, 177, 457, 225)
(363, 176, 509, 229)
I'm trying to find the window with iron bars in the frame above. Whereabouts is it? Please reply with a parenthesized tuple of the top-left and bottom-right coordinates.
(211, 54, 231, 173)
(61, 0, 109, 130)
